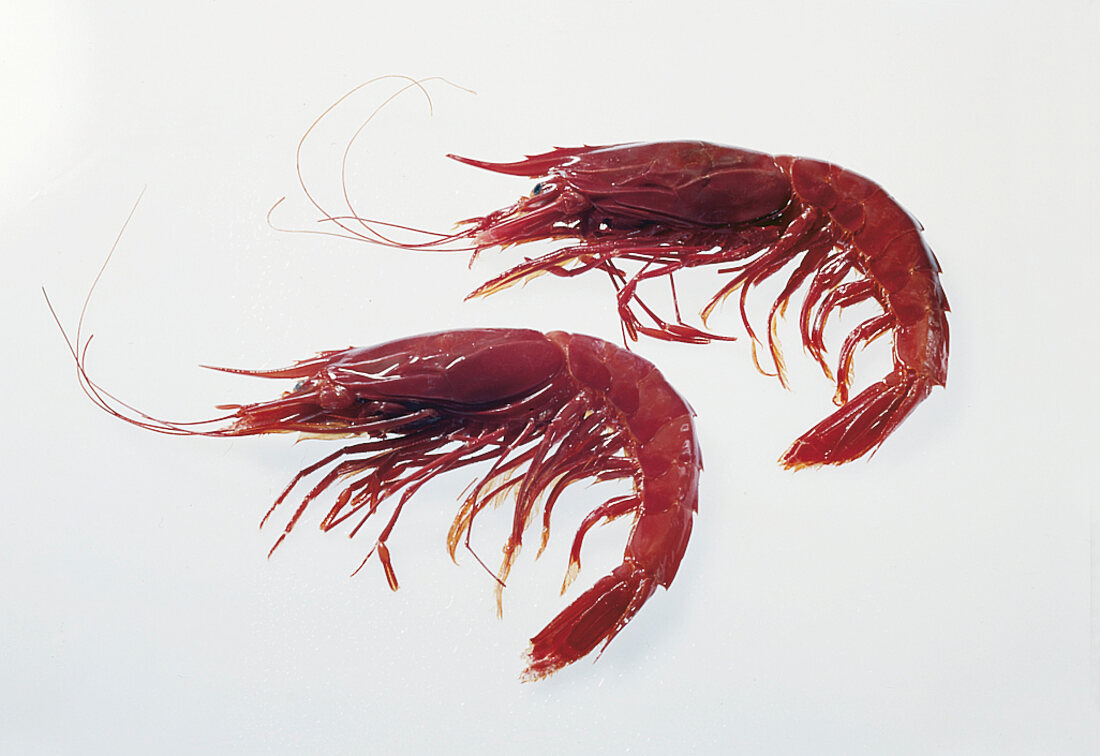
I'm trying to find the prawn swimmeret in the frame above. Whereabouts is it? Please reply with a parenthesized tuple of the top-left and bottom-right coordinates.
(307, 133, 949, 468)
(53, 316, 700, 680)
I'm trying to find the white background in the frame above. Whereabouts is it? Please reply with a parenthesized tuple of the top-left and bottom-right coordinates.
(3, 1, 1098, 753)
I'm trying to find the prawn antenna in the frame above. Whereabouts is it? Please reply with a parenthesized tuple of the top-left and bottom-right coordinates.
(43, 189, 238, 436)
(44, 186, 147, 378)
(269, 75, 479, 252)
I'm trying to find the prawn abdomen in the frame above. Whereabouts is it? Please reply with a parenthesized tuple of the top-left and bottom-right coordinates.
(523, 332, 700, 679)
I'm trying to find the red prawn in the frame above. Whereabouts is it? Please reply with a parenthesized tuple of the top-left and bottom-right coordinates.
(52, 288, 700, 680)
(302, 119, 948, 468)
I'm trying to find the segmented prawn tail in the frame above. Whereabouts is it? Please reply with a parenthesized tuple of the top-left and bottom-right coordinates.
(518, 333, 701, 681)
(780, 369, 933, 469)
(524, 562, 656, 681)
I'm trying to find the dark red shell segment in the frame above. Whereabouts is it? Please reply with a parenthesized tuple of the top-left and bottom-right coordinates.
(558, 142, 792, 227)
(320, 328, 565, 410)
(454, 141, 792, 234)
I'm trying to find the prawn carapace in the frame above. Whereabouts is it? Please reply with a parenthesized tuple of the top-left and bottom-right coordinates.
(318, 138, 949, 469)
(55, 321, 700, 680)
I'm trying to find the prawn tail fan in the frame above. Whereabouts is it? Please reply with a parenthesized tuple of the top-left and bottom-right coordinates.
(522, 562, 657, 681)
(780, 369, 934, 469)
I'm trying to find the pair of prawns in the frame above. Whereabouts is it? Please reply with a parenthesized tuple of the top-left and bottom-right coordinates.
(57, 77, 949, 681)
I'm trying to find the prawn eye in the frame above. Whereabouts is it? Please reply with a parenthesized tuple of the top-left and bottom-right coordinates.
(531, 182, 543, 196)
